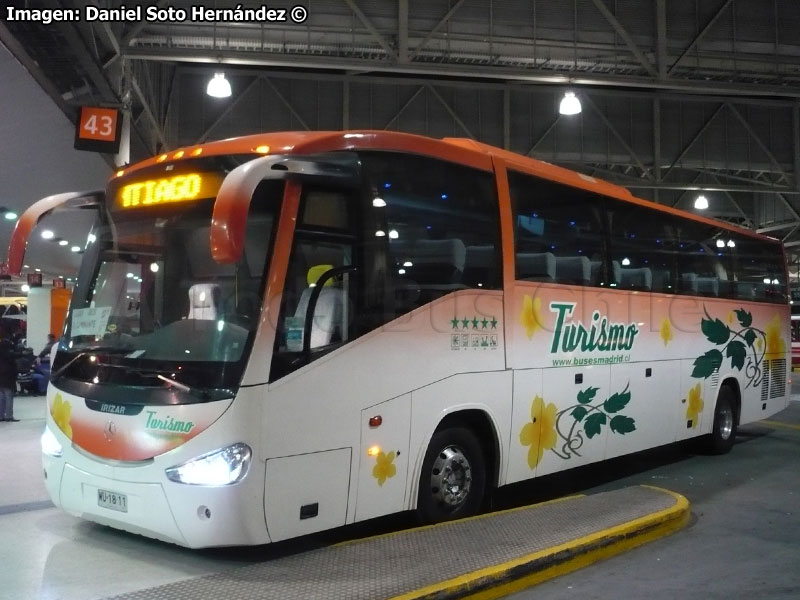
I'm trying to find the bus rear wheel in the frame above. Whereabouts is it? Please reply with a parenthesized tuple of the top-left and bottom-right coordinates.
(705, 386, 737, 455)
(416, 427, 486, 524)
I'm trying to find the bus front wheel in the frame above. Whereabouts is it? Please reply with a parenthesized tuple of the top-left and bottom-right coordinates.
(416, 427, 486, 524)
(706, 386, 737, 455)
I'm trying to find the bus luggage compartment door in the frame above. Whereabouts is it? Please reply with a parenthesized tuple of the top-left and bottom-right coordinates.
(264, 447, 351, 542)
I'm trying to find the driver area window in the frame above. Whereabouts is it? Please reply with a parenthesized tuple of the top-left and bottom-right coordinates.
(270, 186, 359, 381)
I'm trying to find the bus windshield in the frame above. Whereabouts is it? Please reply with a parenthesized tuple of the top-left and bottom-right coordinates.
(52, 176, 282, 397)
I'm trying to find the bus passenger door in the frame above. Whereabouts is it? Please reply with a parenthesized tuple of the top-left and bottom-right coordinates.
(355, 395, 411, 522)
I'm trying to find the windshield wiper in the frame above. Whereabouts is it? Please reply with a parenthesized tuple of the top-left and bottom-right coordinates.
(51, 347, 134, 379)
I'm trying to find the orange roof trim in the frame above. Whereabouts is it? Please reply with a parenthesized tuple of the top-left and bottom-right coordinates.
(116, 130, 778, 245)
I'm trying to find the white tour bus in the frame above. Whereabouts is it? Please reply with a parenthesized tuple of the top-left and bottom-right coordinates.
(7, 131, 789, 548)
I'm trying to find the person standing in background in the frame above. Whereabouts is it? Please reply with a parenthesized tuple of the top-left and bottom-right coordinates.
(0, 339, 19, 422)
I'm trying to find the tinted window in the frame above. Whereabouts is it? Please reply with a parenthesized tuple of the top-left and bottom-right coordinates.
(508, 170, 606, 286)
(361, 153, 501, 317)
(606, 200, 679, 293)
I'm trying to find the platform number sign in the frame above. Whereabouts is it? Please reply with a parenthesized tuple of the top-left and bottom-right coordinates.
(74, 106, 122, 153)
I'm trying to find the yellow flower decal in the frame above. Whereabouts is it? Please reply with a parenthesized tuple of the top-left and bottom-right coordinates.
(726, 310, 735, 325)
(51, 393, 73, 439)
(520, 295, 544, 339)
(764, 314, 786, 359)
(686, 384, 703, 428)
(520, 395, 558, 469)
(372, 451, 396, 486)
(659, 317, 674, 346)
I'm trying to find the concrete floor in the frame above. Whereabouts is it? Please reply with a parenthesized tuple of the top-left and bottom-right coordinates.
(1, 393, 798, 600)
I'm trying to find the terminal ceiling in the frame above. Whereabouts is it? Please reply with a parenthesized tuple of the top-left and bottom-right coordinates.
(3, 0, 800, 280)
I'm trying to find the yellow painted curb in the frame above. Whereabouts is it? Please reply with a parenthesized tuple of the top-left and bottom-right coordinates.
(390, 486, 690, 600)
(759, 419, 800, 432)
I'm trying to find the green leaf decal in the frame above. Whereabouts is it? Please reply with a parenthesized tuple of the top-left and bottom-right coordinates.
(726, 340, 746, 371)
(743, 329, 757, 348)
(691, 349, 723, 378)
(610, 415, 636, 435)
(735, 309, 752, 328)
(604, 386, 631, 414)
(584, 413, 607, 438)
(701, 316, 730, 345)
(571, 406, 588, 421)
(577, 387, 599, 404)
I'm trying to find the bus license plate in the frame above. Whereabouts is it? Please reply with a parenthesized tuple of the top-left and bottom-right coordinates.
(97, 489, 128, 513)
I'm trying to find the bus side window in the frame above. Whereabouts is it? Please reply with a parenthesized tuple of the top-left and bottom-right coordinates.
(508, 170, 606, 287)
(360, 153, 501, 319)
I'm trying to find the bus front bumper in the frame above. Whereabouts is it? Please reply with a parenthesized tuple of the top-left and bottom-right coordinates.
(43, 453, 270, 549)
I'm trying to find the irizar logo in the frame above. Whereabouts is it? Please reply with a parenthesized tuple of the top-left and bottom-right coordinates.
(550, 302, 639, 353)
(145, 411, 194, 434)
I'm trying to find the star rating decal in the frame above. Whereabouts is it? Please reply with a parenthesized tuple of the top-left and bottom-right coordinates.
(451, 315, 500, 330)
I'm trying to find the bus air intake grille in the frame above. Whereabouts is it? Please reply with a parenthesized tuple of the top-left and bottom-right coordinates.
(761, 361, 770, 403)
(769, 359, 786, 399)
(710, 369, 719, 389)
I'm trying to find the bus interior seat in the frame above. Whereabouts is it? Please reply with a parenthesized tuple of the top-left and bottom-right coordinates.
(463, 245, 498, 288)
(613, 261, 652, 290)
(622, 268, 652, 290)
(590, 260, 603, 284)
(681, 273, 698, 294)
(293, 264, 342, 349)
(555, 256, 591, 285)
(187, 284, 221, 320)
(517, 252, 556, 281)
(651, 269, 672, 292)
(731, 281, 755, 300)
(696, 276, 720, 297)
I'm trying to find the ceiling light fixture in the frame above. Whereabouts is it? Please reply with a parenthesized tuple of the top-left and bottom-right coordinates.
(559, 91, 582, 115)
(4, 211, 17, 220)
(206, 72, 232, 98)
(41, 230, 54, 240)
(694, 195, 709, 210)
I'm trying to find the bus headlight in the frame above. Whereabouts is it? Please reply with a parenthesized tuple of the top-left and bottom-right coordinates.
(165, 443, 251, 486)
(41, 425, 63, 457)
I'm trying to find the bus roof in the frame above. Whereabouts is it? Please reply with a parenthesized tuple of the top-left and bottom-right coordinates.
(113, 130, 781, 246)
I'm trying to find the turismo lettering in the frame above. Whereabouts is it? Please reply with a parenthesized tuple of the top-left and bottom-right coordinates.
(550, 302, 639, 354)
(145, 411, 194, 434)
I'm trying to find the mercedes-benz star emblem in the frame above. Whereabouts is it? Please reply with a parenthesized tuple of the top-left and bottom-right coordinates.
(104, 420, 117, 441)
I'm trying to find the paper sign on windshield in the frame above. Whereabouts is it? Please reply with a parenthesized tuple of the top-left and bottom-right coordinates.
(72, 307, 112, 337)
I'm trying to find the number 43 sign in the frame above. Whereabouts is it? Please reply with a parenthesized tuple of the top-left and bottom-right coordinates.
(74, 106, 122, 153)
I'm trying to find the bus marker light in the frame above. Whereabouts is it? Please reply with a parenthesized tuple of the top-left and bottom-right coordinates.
(254, 145, 270, 154)
(156, 154, 168, 163)
(368, 416, 382, 428)
(173, 150, 185, 159)
(367, 445, 380, 457)
(191, 148, 203, 156)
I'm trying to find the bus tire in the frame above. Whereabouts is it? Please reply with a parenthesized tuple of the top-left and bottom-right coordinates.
(706, 386, 737, 455)
(416, 427, 486, 524)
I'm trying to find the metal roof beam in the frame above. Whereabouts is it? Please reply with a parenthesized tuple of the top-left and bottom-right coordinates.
(426, 85, 474, 139)
(589, 0, 659, 79)
(410, 0, 466, 60)
(342, 0, 396, 60)
(668, 0, 734, 76)
(661, 104, 726, 182)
